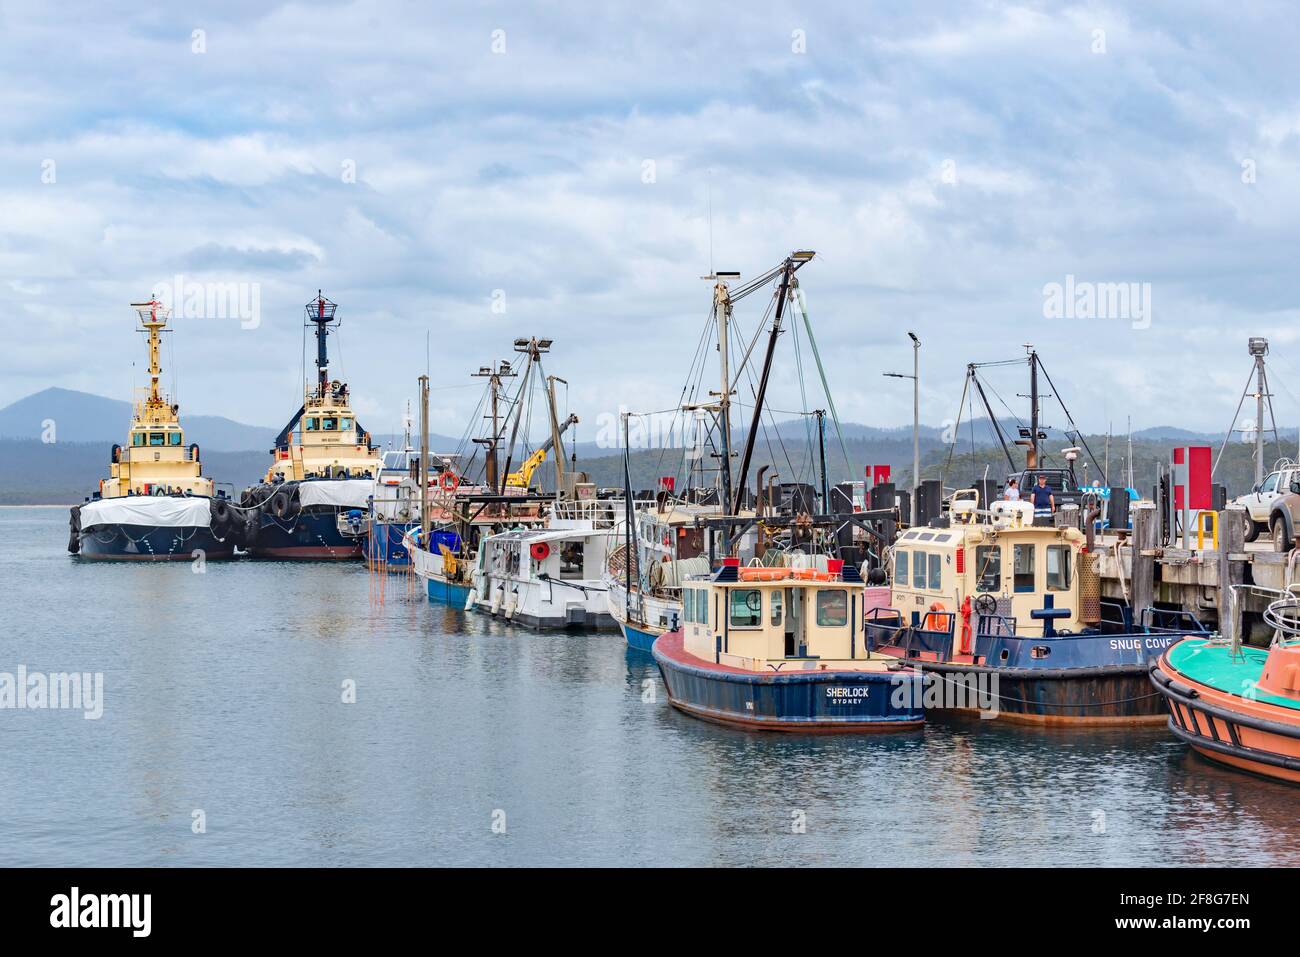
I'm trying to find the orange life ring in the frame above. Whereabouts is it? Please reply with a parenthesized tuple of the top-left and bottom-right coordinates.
(739, 567, 790, 582)
(923, 601, 948, 633)
(791, 568, 835, 581)
(440, 471, 460, 492)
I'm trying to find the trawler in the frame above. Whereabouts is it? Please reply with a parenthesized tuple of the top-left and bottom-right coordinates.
(241, 292, 381, 559)
(69, 300, 239, 560)
(653, 557, 925, 731)
(607, 251, 868, 652)
(471, 495, 619, 630)
(406, 339, 573, 603)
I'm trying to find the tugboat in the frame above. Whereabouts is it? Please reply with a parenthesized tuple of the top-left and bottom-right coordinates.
(865, 491, 1208, 724)
(653, 557, 925, 732)
(1151, 587, 1300, 784)
(69, 300, 240, 561)
(241, 292, 380, 559)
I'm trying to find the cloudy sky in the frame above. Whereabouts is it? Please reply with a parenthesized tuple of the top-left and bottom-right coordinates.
(3, 1, 1299, 440)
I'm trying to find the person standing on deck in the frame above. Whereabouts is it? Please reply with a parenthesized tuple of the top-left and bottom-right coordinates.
(1031, 473, 1055, 525)
(1004, 478, 1021, 501)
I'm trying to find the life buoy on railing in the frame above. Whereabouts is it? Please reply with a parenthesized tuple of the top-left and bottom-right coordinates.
(923, 601, 948, 633)
(530, 541, 551, 561)
(440, 471, 460, 492)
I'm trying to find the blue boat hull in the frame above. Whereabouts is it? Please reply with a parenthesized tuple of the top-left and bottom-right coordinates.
(620, 621, 661, 653)
(76, 524, 236, 561)
(653, 632, 924, 733)
(367, 521, 416, 568)
(247, 508, 365, 560)
(427, 577, 471, 605)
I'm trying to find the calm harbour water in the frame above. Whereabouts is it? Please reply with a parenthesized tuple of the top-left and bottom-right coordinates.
(1, 505, 1296, 867)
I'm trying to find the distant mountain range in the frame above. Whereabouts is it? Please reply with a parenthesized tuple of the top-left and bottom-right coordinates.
(0, 388, 462, 452)
(2, 387, 1292, 503)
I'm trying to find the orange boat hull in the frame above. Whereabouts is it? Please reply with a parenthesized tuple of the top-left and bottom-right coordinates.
(1151, 656, 1300, 785)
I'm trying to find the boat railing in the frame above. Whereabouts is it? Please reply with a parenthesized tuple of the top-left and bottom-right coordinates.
(550, 498, 625, 528)
(1141, 607, 1210, 634)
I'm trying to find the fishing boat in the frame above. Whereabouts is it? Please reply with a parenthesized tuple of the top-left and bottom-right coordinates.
(653, 557, 925, 732)
(406, 338, 576, 602)
(606, 501, 715, 650)
(69, 300, 240, 561)
(1150, 587, 1300, 784)
(471, 496, 620, 630)
(864, 491, 1208, 724)
(241, 292, 381, 559)
(608, 251, 861, 651)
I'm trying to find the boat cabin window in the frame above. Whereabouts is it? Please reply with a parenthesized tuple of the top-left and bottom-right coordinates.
(1046, 545, 1071, 591)
(928, 553, 942, 590)
(816, 589, 849, 627)
(321, 416, 338, 431)
(340, 416, 353, 431)
(975, 545, 1001, 592)
(168, 432, 182, 446)
(895, 550, 909, 585)
(132, 433, 145, 447)
(729, 589, 762, 629)
(305, 417, 319, 431)
(148, 432, 165, 447)
(912, 551, 926, 589)
(770, 590, 783, 626)
(1013, 544, 1035, 593)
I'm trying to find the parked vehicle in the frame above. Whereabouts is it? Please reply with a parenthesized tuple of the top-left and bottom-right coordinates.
(1235, 460, 1300, 543)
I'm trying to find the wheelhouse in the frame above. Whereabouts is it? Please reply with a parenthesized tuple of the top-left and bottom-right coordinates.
(680, 560, 882, 671)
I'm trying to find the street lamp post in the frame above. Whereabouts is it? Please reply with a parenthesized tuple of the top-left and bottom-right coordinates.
(883, 331, 921, 524)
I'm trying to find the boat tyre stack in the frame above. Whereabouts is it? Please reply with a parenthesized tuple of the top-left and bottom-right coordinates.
(270, 486, 300, 522)
(68, 505, 82, 554)
(241, 504, 261, 548)
(210, 497, 235, 540)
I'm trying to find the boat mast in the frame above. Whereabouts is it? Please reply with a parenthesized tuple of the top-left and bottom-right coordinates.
(419, 375, 430, 541)
(1027, 343, 1040, 470)
(711, 274, 737, 514)
(472, 359, 515, 489)
(307, 290, 338, 398)
(130, 299, 170, 416)
(731, 253, 814, 517)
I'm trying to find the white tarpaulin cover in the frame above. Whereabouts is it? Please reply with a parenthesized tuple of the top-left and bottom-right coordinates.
(297, 479, 374, 510)
(79, 496, 212, 529)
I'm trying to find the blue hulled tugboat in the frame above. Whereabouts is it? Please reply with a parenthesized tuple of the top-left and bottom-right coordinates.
(69, 300, 240, 561)
(865, 492, 1207, 724)
(241, 292, 380, 559)
(653, 558, 925, 732)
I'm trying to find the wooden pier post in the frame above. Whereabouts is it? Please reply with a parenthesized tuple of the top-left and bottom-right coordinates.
(1131, 503, 1157, 620)
(1217, 504, 1248, 643)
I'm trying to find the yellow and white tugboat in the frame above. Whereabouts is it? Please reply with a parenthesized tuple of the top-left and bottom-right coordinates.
(69, 300, 240, 560)
(241, 292, 381, 559)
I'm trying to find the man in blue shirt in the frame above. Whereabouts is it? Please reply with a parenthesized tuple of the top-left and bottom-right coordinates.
(1031, 473, 1055, 525)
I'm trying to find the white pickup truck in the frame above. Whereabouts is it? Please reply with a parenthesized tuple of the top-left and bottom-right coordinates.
(1233, 463, 1300, 542)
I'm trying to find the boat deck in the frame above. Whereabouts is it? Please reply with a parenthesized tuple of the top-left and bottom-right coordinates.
(1167, 637, 1300, 711)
